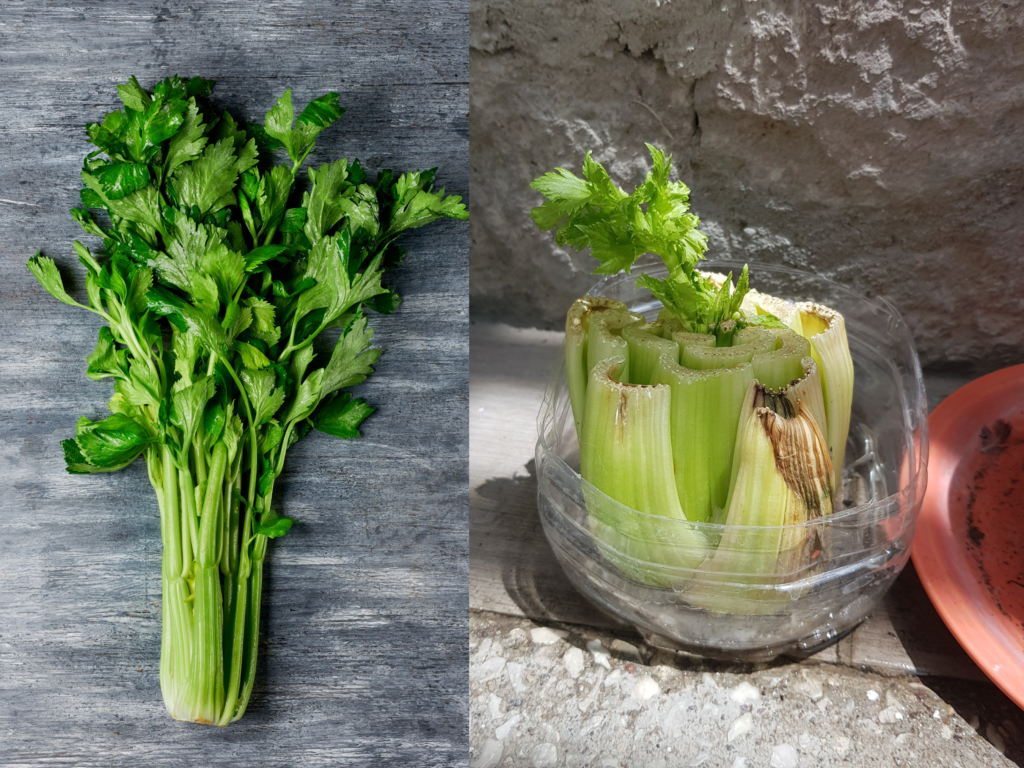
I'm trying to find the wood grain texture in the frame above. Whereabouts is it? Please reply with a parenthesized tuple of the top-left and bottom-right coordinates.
(469, 323, 989, 680)
(0, 2, 468, 766)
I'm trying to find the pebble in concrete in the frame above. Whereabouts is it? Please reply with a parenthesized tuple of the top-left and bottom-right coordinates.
(587, 639, 611, 670)
(471, 739, 502, 768)
(633, 676, 660, 700)
(770, 744, 799, 768)
(728, 681, 760, 705)
(563, 646, 585, 679)
(727, 712, 753, 742)
(529, 743, 557, 768)
(531, 627, 567, 645)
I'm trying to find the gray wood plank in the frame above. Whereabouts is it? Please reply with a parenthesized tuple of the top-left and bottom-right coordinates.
(468, 322, 989, 680)
(0, 2, 468, 766)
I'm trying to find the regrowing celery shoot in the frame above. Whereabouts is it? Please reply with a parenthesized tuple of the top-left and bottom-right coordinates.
(531, 145, 853, 613)
(28, 75, 468, 724)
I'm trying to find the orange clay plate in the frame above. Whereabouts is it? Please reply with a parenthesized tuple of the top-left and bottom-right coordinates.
(913, 364, 1024, 707)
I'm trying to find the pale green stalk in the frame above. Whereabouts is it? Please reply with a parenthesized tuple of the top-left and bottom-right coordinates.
(564, 296, 636, 437)
(795, 303, 855, 486)
(687, 361, 834, 614)
(621, 320, 677, 385)
(580, 357, 708, 586)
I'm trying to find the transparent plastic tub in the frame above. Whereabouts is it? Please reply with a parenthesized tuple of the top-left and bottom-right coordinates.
(535, 258, 929, 660)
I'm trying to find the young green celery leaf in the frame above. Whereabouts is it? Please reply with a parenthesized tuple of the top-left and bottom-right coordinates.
(86, 327, 128, 381)
(170, 376, 214, 452)
(173, 138, 257, 216)
(145, 285, 227, 353)
(73, 413, 155, 469)
(319, 313, 380, 397)
(291, 232, 385, 337)
(253, 509, 294, 539)
(283, 368, 325, 424)
(200, 243, 245, 303)
(311, 393, 374, 439)
(531, 145, 751, 333)
(337, 184, 380, 240)
(115, 359, 162, 409)
(126, 267, 155, 316)
(242, 245, 289, 272)
(81, 174, 165, 245)
(235, 341, 270, 370)
(278, 207, 308, 234)
(152, 75, 215, 102)
(86, 111, 131, 163)
(262, 89, 343, 166)
(27, 253, 87, 309)
(303, 159, 350, 242)
(71, 208, 109, 240)
(256, 165, 294, 240)
(203, 402, 226, 444)
(239, 369, 285, 426)
(124, 98, 187, 163)
(381, 170, 468, 241)
(116, 76, 152, 112)
(94, 162, 152, 201)
(298, 92, 345, 130)
(242, 296, 281, 346)
(62, 435, 147, 475)
(165, 98, 209, 175)
(173, 326, 203, 387)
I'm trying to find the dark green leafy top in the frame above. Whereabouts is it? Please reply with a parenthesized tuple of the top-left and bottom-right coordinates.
(29, 75, 467, 540)
(530, 144, 770, 340)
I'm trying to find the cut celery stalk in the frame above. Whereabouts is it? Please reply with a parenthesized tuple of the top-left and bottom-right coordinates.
(796, 302, 855, 486)
(681, 329, 774, 371)
(688, 360, 835, 614)
(564, 296, 639, 438)
(622, 320, 679, 385)
(580, 356, 707, 585)
(651, 351, 755, 524)
(565, 278, 850, 608)
(750, 326, 811, 390)
(587, 308, 643, 379)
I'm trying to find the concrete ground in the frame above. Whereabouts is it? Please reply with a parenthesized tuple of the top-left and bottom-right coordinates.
(470, 610, 1023, 768)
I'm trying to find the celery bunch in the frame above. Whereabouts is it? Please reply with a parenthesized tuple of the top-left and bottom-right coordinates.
(29, 76, 467, 723)
(532, 146, 853, 612)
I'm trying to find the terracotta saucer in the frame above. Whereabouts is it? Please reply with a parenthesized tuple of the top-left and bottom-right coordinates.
(913, 364, 1024, 707)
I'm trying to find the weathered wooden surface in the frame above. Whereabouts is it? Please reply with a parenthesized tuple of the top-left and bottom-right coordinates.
(470, 322, 989, 680)
(0, 2, 468, 766)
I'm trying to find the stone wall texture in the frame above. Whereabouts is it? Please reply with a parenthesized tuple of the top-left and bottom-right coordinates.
(469, 0, 1024, 369)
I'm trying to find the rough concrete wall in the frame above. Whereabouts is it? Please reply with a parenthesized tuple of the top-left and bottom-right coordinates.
(470, 0, 1024, 369)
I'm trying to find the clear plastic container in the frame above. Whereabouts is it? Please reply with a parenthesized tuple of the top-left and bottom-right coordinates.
(535, 258, 929, 660)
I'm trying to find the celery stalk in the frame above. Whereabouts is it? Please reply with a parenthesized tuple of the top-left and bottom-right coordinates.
(795, 303, 855, 486)
(681, 328, 774, 371)
(587, 309, 644, 382)
(651, 353, 754, 523)
(564, 296, 639, 437)
(622, 320, 678, 385)
(750, 327, 812, 390)
(688, 361, 835, 614)
(580, 357, 708, 584)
